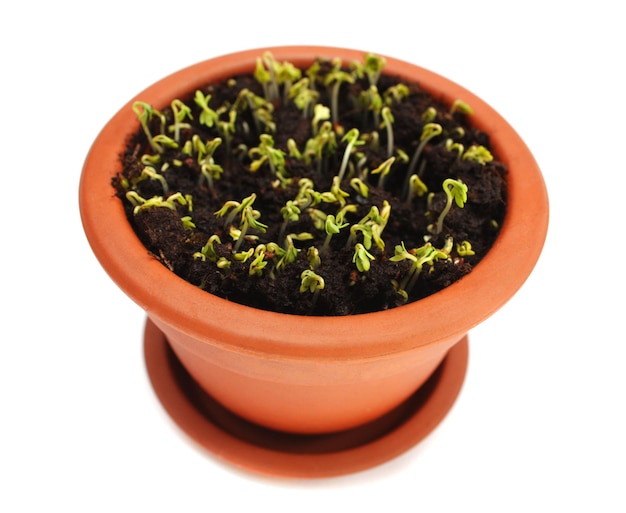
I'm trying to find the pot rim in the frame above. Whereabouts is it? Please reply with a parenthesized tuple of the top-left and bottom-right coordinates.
(79, 45, 549, 360)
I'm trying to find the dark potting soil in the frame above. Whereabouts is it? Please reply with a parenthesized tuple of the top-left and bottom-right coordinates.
(114, 59, 507, 316)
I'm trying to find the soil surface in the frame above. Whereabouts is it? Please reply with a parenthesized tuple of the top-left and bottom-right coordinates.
(114, 57, 507, 316)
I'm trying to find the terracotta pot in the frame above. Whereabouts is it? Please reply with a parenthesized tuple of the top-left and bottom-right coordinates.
(79, 46, 548, 459)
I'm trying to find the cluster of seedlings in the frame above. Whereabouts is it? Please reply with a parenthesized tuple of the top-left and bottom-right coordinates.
(115, 52, 507, 315)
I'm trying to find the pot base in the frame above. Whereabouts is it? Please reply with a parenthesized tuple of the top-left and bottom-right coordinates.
(143, 318, 468, 478)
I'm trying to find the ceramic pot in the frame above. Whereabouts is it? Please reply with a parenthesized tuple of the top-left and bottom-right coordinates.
(80, 47, 548, 439)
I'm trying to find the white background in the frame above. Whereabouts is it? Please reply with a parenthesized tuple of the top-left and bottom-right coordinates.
(2, 1, 624, 511)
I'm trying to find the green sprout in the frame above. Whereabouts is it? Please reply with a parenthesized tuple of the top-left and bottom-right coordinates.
(450, 126, 466, 140)
(126, 191, 189, 215)
(216, 109, 237, 157)
(322, 214, 349, 254)
(311, 104, 331, 136)
(405, 174, 428, 204)
(407, 122, 443, 176)
(307, 246, 321, 270)
(449, 99, 473, 115)
(294, 178, 321, 209)
(362, 131, 379, 152)
(308, 208, 327, 231)
(429, 179, 469, 235)
(445, 138, 465, 160)
(249, 244, 269, 276)
(403, 122, 443, 199)
(140, 152, 161, 168)
(304, 120, 337, 175)
(337, 128, 366, 182)
(287, 138, 303, 159)
(233, 247, 255, 263)
(215, 193, 258, 228)
(456, 240, 476, 256)
(352, 151, 369, 179)
(168, 99, 193, 142)
(300, 269, 325, 309)
(346, 201, 390, 251)
(216, 257, 232, 269)
(233, 205, 267, 252)
(370, 156, 396, 188)
(139, 166, 169, 194)
(380, 106, 395, 159)
(462, 145, 494, 164)
(132, 101, 166, 153)
(165, 192, 190, 210)
(349, 177, 369, 199)
(233, 88, 275, 134)
(254, 52, 281, 102)
(264, 243, 286, 279)
(254, 56, 273, 101)
(324, 59, 355, 126)
(125, 191, 188, 215)
(353, 243, 375, 272)
(304, 59, 322, 88)
(395, 148, 410, 165)
(125, 191, 147, 212)
(359, 85, 383, 127)
(383, 83, 410, 105)
(289, 232, 315, 244)
(421, 107, 437, 123)
(390, 242, 449, 299)
(279, 200, 301, 243)
(271, 233, 312, 275)
(256, 52, 302, 103)
(289, 77, 319, 118)
(359, 201, 390, 230)
(181, 216, 195, 230)
(275, 59, 302, 104)
(274, 236, 298, 272)
(329, 176, 351, 207)
(377, 200, 391, 228)
(336, 203, 358, 225)
(194, 234, 222, 262)
(196, 137, 223, 191)
(281, 200, 301, 223)
(194, 91, 219, 128)
(150, 134, 178, 154)
(248, 134, 287, 178)
(362, 52, 386, 88)
(347, 222, 373, 250)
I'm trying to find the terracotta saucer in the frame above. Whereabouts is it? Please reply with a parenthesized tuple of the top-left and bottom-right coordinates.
(143, 318, 469, 479)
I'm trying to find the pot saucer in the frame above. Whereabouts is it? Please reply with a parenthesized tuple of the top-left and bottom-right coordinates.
(143, 318, 468, 479)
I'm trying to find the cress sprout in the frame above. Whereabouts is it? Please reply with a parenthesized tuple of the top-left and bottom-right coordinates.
(429, 179, 469, 235)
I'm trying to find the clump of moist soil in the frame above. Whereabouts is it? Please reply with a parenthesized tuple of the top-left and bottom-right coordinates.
(114, 54, 507, 316)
